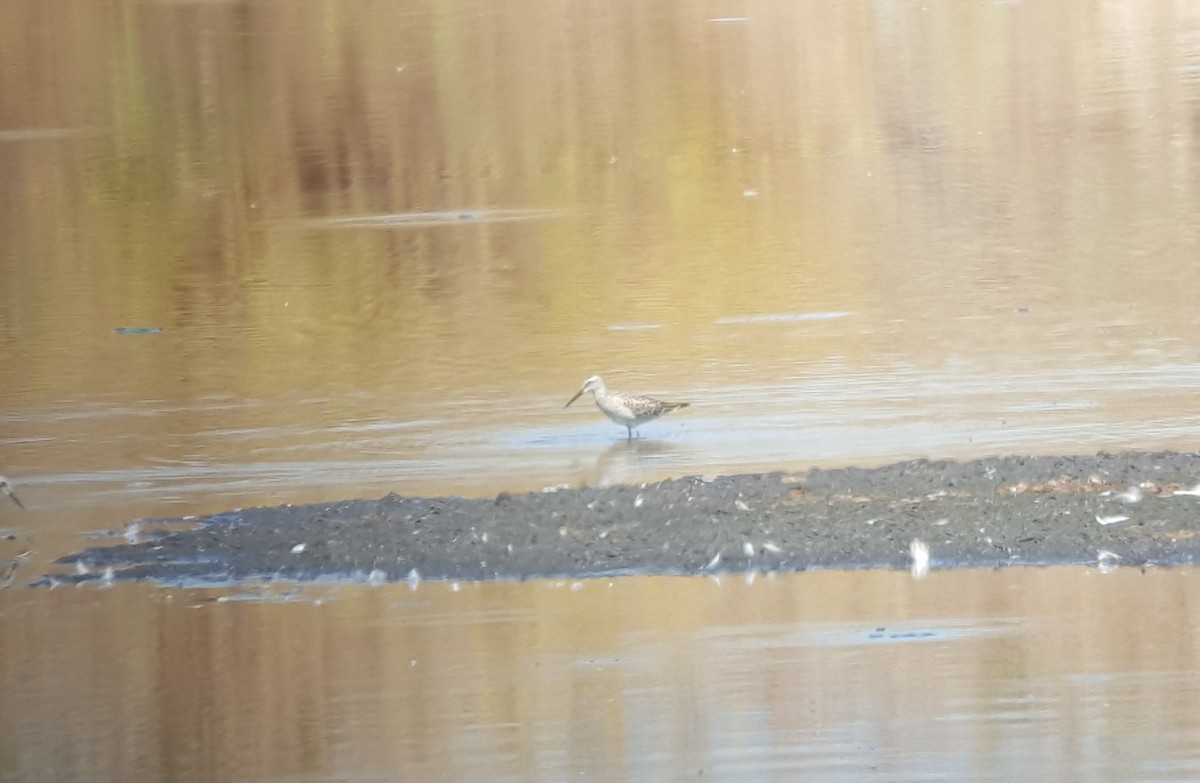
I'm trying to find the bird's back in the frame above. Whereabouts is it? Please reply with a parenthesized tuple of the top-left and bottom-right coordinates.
(604, 392, 688, 423)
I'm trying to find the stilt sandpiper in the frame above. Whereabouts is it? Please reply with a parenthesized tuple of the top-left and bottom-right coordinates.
(565, 375, 689, 439)
(0, 477, 24, 510)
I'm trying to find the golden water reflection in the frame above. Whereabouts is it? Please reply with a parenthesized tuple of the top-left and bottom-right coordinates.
(3, 566, 1199, 781)
(4, 2, 1200, 778)
(5, 0, 1200, 524)
(4, 0, 1200, 413)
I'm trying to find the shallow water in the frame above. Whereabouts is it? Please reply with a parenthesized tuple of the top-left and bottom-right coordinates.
(4, 0, 1200, 777)
(4, 566, 1200, 782)
(5, 0, 1200, 526)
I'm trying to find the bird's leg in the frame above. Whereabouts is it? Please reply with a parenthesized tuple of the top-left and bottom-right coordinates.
(626, 426, 632, 440)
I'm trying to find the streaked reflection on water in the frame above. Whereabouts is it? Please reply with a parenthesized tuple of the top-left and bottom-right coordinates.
(3, 0, 1200, 541)
(4, 0, 1200, 778)
(3, 566, 1200, 781)
(271, 208, 566, 230)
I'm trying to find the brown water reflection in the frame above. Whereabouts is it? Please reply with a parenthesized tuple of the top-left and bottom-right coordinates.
(5, 0, 1200, 778)
(3, 567, 1200, 781)
(4, 0, 1200, 520)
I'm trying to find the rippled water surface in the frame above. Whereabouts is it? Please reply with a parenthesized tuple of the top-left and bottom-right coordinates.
(6, 567, 1200, 781)
(5, 0, 1200, 521)
(4, 0, 1200, 779)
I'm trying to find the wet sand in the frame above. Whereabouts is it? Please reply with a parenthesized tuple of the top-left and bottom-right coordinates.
(43, 451, 1200, 585)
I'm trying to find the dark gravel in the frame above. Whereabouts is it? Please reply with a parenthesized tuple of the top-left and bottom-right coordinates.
(42, 451, 1200, 585)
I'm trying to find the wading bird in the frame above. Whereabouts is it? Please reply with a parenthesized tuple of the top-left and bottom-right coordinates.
(565, 375, 689, 439)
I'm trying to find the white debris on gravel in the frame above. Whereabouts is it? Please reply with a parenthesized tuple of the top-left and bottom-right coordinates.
(1113, 486, 1143, 504)
(1173, 483, 1200, 497)
(290, 543, 306, 554)
(742, 541, 755, 558)
(406, 568, 421, 591)
(1095, 514, 1130, 526)
(909, 539, 930, 580)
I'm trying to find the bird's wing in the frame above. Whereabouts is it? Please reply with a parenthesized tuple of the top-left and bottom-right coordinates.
(621, 394, 686, 419)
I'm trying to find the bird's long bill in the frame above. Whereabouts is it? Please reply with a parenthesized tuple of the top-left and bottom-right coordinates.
(565, 389, 585, 408)
(5, 491, 23, 510)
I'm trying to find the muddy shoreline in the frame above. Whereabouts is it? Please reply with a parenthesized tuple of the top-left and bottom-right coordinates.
(43, 451, 1200, 585)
